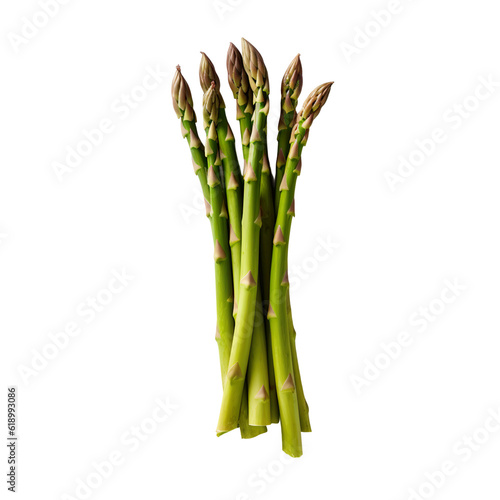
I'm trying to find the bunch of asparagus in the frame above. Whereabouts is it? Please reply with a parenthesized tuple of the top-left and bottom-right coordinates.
(172, 39, 333, 457)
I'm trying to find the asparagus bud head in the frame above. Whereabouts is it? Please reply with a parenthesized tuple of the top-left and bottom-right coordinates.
(171, 66, 196, 120)
(298, 82, 334, 125)
(281, 54, 303, 101)
(241, 38, 270, 96)
(227, 43, 251, 99)
(199, 52, 220, 93)
(202, 81, 225, 129)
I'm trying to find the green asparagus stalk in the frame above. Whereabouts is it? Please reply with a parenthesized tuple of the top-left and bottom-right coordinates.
(201, 83, 235, 384)
(200, 53, 243, 306)
(275, 54, 302, 212)
(269, 81, 333, 457)
(254, 128, 275, 427)
(257, 150, 276, 415)
(239, 381, 266, 437)
(227, 42, 279, 424)
(254, 53, 275, 409)
(219, 121, 270, 429)
(172, 70, 234, 395)
(172, 68, 234, 384)
(227, 43, 253, 162)
(216, 39, 270, 433)
(274, 55, 311, 432)
(247, 282, 271, 426)
(286, 290, 311, 432)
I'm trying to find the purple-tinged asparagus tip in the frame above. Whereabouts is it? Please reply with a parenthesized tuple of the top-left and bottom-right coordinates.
(298, 81, 334, 124)
(282, 54, 303, 99)
(199, 52, 220, 93)
(171, 65, 195, 119)
(241, 38, 269, 95)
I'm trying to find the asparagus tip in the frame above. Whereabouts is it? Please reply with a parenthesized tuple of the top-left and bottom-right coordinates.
(298, 81, 334, 127)
(227, 41, 250, 101)
(199, 52, 220, 93)
(171, 68, 194, 119)
(202, 82, 224, 128)
(282, 54, 303, 98)
(241, 38, 269, 94)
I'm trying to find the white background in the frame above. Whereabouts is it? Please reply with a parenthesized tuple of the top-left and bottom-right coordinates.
(1, 0, 500, 499)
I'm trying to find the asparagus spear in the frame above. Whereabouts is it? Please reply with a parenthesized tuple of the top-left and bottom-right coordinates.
(227, 43, 253, 162)
(172, 68, 236, 390)
(250, 49, 275, 414)
(275, 55, 302, 212)
(201, 83, 235, 384)
(216, 39, 270, 433)
(274, 55, 311, 432)
(269, 81, 333, 457)
(255, 93, 275, 424)
(199, 53, 244, 306)
(227, 42, 280, 424)
(253, 109, 275, 427)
